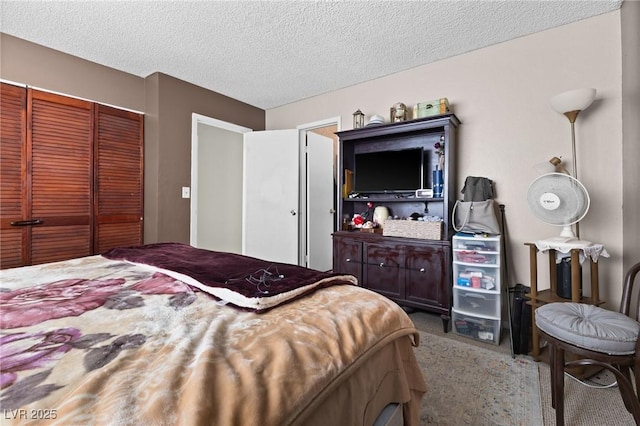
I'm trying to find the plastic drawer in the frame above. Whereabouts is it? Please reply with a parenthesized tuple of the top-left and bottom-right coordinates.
(453, 287, 500, 318)
(453, 249, 499, 265)
(452, 236, 500, 252)
(453, 264, 500, 291)
(452, 309, 501, 345)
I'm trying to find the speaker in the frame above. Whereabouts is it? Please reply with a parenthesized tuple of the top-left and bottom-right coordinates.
(556, 257, 582, 299)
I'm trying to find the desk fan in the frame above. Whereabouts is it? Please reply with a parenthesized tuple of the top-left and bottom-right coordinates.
(527, 172, 590, 248)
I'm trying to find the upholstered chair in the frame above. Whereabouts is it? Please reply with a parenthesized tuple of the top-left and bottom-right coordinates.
(535, 261, 640, 426)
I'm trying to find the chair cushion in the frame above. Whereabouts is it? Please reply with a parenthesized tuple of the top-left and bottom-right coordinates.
(535, 303, 640, 355)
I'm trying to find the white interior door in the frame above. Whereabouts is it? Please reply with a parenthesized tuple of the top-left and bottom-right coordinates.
(243, 129, 299, 264)
(306, 132, 335, 271)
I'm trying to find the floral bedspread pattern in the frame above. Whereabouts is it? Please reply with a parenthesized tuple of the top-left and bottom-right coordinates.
(0, 255, 420, 425)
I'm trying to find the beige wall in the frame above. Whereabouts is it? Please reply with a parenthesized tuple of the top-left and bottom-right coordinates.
(267, 10, 638, 307)
(0, 34, 145, 111)
(621, 0, 640, 278)
(1, 34, 266, 246)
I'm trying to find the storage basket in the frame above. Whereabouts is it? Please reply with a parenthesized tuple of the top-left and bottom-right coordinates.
(382, 220, 442, 240)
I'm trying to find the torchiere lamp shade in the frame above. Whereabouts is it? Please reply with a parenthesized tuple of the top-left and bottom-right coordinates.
(550, 88, 596, 122)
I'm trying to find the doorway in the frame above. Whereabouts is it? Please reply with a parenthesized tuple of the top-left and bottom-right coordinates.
(190, 113, 250, 253)
(190, 113, 340, 269)
(297, 118, 341, 271)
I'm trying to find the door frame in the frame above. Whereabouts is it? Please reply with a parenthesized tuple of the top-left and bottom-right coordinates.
(296, 116, 342, 267)
(190, 113, 252, 247)
(189, 113, 341, 267)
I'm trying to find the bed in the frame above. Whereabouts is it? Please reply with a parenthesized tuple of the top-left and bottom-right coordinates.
(0, 243, 426, 425)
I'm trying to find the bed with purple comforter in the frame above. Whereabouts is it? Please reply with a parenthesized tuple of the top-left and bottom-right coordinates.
(0, 243, 426, 425)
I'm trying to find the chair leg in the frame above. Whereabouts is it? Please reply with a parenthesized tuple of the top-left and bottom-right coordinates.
(552, 345, 566, 426)
(614, 365, 640, 424)
(549, 344, 556, 409)
(633, 366, 640, 424)
(617, 366, 635, 413)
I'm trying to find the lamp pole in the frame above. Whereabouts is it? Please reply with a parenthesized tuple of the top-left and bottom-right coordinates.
(564, 110, 580, 239)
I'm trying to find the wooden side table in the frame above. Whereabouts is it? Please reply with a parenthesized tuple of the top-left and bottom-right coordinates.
(525, 242, 606, 361)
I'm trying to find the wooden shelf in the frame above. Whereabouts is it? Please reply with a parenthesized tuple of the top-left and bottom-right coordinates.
(343, 197, 444, 203)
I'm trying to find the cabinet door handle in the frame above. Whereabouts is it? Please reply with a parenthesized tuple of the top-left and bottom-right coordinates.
(346, 258, 352, 262)
(420, 268, 425, 273)
(379, 262, 385, 267)
(10, 219, 43, 226)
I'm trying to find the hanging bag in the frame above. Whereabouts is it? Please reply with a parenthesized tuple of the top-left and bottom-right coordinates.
(452, 176, 501, 234)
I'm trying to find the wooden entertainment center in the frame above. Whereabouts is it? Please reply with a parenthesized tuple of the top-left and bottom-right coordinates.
(332, 114, 460, 331)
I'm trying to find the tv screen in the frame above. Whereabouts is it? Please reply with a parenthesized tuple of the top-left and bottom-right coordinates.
(354, 148, 423, 193)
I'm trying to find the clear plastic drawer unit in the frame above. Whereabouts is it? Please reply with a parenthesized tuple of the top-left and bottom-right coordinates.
(452, 233, 502, 345)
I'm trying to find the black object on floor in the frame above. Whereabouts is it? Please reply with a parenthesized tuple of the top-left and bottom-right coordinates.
(511, 283, 532, 355)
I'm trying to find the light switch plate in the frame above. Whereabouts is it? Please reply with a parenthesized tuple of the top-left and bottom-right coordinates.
(182, 187, 190, 199)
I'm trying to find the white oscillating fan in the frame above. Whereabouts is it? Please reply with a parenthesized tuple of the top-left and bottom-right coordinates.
(527, 172, 591, 248)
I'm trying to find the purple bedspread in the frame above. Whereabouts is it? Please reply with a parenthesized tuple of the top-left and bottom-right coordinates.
(102, 243, 354, 312)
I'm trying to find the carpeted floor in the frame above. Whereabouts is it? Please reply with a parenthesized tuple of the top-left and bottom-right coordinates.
(409, 310, 636, 426)
(409, 311, 543, 425)
(537, 364, 635, 425)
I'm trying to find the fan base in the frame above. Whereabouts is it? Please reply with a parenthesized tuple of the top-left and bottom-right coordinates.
(537, 236, 593, 251)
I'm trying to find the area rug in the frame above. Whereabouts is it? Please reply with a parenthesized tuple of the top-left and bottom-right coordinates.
(414, 330, 543, 425)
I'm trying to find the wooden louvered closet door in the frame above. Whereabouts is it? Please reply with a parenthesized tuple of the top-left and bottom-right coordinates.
(94, 104, 143, 253)
(29, 89, 94, 265)
(0, 83, 143, 269)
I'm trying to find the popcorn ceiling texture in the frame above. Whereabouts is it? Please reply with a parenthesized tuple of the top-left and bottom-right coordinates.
(0, 0, 622, 109)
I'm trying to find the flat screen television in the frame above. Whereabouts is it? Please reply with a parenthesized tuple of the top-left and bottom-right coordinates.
(354, 148, 424, 193)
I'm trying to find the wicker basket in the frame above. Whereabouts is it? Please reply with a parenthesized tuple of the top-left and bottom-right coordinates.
(382, 219, 442, 240)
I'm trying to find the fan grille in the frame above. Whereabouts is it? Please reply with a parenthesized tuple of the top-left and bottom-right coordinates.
(527, 173, 589, 226)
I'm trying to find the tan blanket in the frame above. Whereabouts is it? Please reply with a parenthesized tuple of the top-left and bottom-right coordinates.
(0, 254, 425, 425)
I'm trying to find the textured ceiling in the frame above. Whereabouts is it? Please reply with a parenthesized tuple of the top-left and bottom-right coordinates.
(0, 0, 623, 109)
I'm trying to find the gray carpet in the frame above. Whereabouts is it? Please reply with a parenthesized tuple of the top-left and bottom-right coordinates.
(537, 363, 635, 425)
(409, 311, 636, 426)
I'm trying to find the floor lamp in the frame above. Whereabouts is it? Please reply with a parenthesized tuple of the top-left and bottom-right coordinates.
(549, 88, 596, 239)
